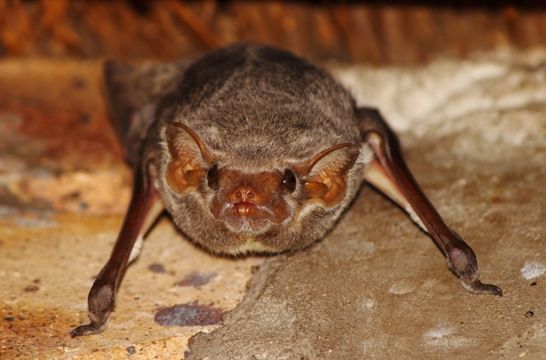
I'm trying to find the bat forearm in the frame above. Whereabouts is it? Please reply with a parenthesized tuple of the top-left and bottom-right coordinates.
(71, 164, 163, 337)
(358, 107, 501, 296)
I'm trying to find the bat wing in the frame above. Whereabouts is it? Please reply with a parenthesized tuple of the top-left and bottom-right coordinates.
(103, 59, 191, 166)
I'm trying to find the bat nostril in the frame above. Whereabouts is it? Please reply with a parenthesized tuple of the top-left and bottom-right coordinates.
(232, 186, 256, 203)
(244, 189, 255, 200)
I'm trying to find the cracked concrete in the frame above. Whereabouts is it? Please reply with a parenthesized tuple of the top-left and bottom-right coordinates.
(1, 50, 545, 359)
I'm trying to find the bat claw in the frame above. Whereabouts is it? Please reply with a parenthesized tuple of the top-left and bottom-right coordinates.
(461, 279, 503, 297)
(443, 231, 501, 296)
(70, 322, 105, 338)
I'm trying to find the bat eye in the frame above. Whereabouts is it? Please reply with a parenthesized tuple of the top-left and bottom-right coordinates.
(207, 165, 219, 189)
(282, 169, 297, 193)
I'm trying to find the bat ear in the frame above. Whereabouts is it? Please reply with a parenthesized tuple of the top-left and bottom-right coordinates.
(296, 144, 359, 207)
(165, 122, 215, 193)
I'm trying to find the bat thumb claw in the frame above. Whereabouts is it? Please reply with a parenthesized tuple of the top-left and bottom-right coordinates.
(461, 279, 503, 297)
(70, 321, 106, 338)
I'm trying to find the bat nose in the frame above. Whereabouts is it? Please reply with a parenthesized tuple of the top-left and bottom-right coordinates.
(230, 186, 256, 203)
(229, 185, 258, 218)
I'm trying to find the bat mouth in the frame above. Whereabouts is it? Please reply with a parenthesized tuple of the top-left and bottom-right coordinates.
(212, 201, 277, 235)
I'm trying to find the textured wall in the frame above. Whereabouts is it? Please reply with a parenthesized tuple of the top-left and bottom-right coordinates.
(0, 0, 545, 64)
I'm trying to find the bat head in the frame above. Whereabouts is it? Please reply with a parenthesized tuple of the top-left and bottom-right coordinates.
(160, 121, 362, 255)
(128, 44, 371, 255)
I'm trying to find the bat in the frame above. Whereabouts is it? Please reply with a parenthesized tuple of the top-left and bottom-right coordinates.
(71, 44, 502, 337)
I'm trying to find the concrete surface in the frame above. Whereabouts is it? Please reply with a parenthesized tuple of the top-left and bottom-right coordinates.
(1, 50, 545, 359)
(0, 61, 261, 359)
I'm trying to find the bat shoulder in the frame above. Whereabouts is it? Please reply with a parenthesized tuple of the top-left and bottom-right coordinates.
(103, 59, 191, 165)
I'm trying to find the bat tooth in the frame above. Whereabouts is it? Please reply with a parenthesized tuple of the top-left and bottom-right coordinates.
(235, 202, 255, 217)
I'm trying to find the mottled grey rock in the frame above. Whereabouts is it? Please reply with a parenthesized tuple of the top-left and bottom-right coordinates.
(187, 51, 546, 360)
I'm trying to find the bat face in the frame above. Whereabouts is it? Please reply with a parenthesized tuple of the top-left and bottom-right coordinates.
(158, 122, 364, 255)
(208, 168, 292, 233)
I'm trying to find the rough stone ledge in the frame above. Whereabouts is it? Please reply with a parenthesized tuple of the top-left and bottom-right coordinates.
(1, 49, 545, 359)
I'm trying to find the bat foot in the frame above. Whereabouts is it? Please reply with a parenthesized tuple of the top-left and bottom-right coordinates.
(70, 321, 106, 338)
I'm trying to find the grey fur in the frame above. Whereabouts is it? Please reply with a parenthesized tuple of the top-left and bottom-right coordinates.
(105, 44, 368, 255)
